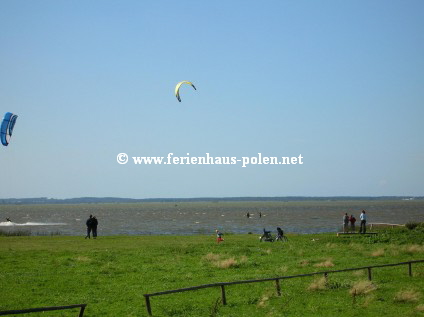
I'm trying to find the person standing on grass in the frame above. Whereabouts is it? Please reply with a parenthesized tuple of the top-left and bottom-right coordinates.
(349, 214, 356, 232)
(216, 229, 224, 243)
(85, 215, 93, 239)
(343, 213, 349, 233)
(359, 210, 367, 233)
(92, 216, 98, 239)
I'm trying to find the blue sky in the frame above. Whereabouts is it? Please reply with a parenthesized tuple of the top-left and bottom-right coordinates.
(1, 0, 423, 199)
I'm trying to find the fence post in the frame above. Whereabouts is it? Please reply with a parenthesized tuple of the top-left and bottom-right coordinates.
(78, 305, 86, 317)
(324, 272, 328, 282)
(408, 262, 412, 277)
(220, 285, 227, 305)
(144, 295, 152, 316)
(275, 279, 281, 296)
(367, 267, 372, 281)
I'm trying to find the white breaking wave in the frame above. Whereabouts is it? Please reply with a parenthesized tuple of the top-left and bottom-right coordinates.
(0, 221, 67, 226)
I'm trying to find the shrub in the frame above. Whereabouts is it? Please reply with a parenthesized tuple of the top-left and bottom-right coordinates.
(371, 249, 385, 257)
(278, 265, 289, 273)
(404, 244, 424, 254)
(299, 259, 309, 267)
(314, 259, 334, 268)
(405, 222, 420, 230)
(0, 229, 31, 236)
(203, 253, 246, 269)
(215, 257, 238, 269)
(307, 277, 327, 291)
(204, 253, 221, 262)
(394, 290, 421, 303)
(349, 280, 377, 296)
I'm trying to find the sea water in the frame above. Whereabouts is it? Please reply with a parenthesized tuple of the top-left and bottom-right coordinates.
(0, 200, 423, 236)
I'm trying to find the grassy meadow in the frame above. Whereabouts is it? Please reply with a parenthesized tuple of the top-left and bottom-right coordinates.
(1, 228, 424, 316)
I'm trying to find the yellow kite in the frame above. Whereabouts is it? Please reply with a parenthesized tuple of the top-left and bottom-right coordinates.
(175, 81, 196, 102)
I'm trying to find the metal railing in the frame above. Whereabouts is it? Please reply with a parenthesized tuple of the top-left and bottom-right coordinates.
(143, 260, 424, 316)
(0, 304, 86, 316)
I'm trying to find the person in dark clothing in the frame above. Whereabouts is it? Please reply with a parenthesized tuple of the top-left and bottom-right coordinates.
(276, 227, 287, 241)
(85, 215, 93, 239)
(349, 215, 356, 232)
(92, 216, 98, 239)
(260, 228, 273, 242)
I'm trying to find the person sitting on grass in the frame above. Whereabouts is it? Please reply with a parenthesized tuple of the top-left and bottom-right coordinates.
(276, 227, 288, 241)
(260, 228, 273, 242)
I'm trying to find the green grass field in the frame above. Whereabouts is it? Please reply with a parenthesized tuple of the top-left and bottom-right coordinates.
(1, 228, 423, 316)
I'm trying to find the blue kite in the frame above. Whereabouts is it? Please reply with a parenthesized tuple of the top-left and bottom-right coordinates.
(1, 112, 18, 146)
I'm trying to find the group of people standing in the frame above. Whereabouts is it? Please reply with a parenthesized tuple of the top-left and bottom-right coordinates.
(343, 210, 367, 233)
(85, 214, 98, 239)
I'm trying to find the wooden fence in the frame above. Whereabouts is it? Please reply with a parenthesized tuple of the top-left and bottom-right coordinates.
(0, 304, 86, 316)
(143, 260, 423, 316)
